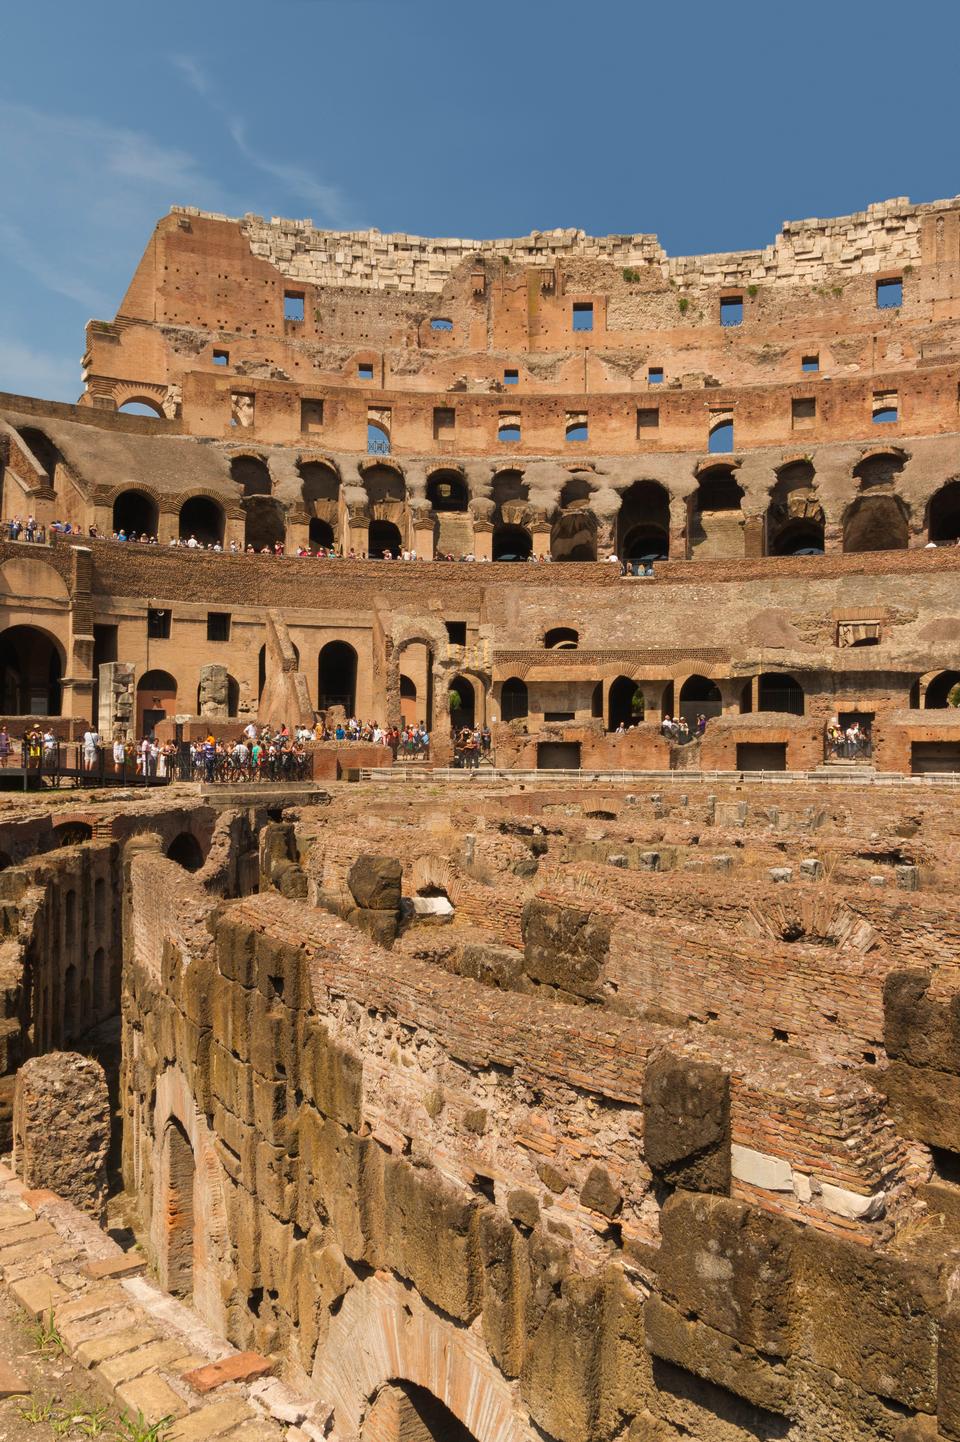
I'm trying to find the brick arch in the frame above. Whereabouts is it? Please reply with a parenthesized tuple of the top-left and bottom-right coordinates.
(101, 480, 162, 507)
(316, 1271, 532, 1442)
(152, 1066, 231, 1335)
(745, 896, 883, 955)
(409, 854, 463, 904)
(170, 487, 243, 521)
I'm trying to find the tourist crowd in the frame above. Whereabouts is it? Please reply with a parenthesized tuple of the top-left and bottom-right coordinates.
(825, 719, 871, 759)
(659, 714, 708, 744)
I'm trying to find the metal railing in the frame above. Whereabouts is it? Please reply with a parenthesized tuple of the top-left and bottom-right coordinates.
(356, 765, 960, 787)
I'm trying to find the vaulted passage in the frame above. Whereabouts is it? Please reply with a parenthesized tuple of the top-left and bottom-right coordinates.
(319, 641, 357, 714)
(0, 626, 63, 715)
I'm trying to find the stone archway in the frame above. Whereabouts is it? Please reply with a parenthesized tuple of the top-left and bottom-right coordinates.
(316, 1272, 532, 1442)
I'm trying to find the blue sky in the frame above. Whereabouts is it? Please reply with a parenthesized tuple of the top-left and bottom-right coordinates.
(1, 0, 957, 401)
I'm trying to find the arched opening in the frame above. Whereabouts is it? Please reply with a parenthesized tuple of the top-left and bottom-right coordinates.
(319, 641, 357, 714)
(591, 681, 603, 719)
(560, 476, 592, 510)
(369, 520, 403, 558)
(551, 511, 597, 561)
(927, 480, 960, 544)
(843, 495, 908, 552)
(770, 518, 824, 555)
(491, 469, 528, 512)
(63, 964, 79, 1042)
(708, 419, 734, 454)
(854, 451, 905, 490)
(92, 948, 106, 1014)
(226, 675, 240, 718)
(160, 1119, 196, 1300)
(52, 822, 92, 847)
(298, 460, 340, 505)
(448, 675, 475, 730)
(500, 677, 528, 722)
(767, 461, 824, 554)
(112, 490, 159, 538)
(364, 464, 404, 505)
(909, 678, 922, 709)
(608, 675, 642, 730)
(427, 471, 468, 513)
(697, 466, 743, 511)
(179, 496, 225, 547)
(399, 674, 417, 726)
(0, 626, 63, 714)
(544, 627, 579, 649)
(368, 422, 390, 456)
(757, 672, 805, 715)
(166, 832, 205, 871)
(678, 674, 722, 728)
(309, 518, 335, 549)
(136, 669, 177, 738)
(924, 671, 960, 708)
(230, 455, 272, 497)
(617, 481, 671, 567)
(362, 1380, 477, 1442)
(492, 525, 531, 561)
(244, 496, 285, 551)
(692, 466, 744, 557)
(118, 398, 163, 418)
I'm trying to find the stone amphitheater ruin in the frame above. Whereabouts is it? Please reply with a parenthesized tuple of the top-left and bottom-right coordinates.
(1, 197, 960, 1439)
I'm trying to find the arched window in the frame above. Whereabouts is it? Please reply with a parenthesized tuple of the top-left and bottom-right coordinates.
(427, 471, 468, 512)
(492, 525, 531, 561)
(244, 497, 285, 551)
(230, 455, 271, 496)
(617, 480, 671, 568)
(117, 399, 164, 418)
(491, 469, 528, 512)
(368, 520, 403, 558)
(298, 460, 340, 505)
(178, 496, 224, 547)
(544, 627, 579, 649)
(927, 480, 960, 544)
(842, 495, 908, 553)
(0, 626, 63, 715)
(364, 465, 405, 505)
(708, 420, 734, 454)
(924, 671, 960, 708)
(112, 490, 159, 537)
(608, 675, 642, 730)
(319, 641, 357, 714)
(448, 675, 475, 728)
(770, 519, 824, 555)
(678, 674, 722, 727)
(498, 421, 521, 443)
(368, 422, 390, 455)
(697, 466, 743, 512)
(166, 833, 205, 871)
(309, 518, 334, 549)
(766, 462, 824, 555)
(559, 476, 592, 509)
(565, 421, 589, 443)
(399, 674, 417, 724)
(501, 677, 528, 721)
(136, 670, 177, 737)
(757, 673, 805, 715)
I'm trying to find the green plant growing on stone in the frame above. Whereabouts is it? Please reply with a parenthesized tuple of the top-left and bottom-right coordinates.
(448, 688, 462, 712)
(18, 1395, 56, 1424)
(112, 1412, 173, 1442)
(948, 682, 960, 707)
(28, 1307, 64, 1355)
(622, 267, 642, 283)
(747, 284, 759, 298)
(678, 296, 689, 314)
(57, 1401, 111, 1437)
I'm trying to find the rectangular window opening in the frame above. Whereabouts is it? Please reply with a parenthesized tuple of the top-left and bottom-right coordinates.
(212, 349, 229, 367)
(445, 620, 467, 645)
(648, 366, 664, 384)
(637, 407, 659, 434)
(720, 296, 743, 327)
(300, 399, 324, 432)
(147, 608, 171, 639)
(801, 354, 819, 372)
(358, 362, 374, 380)
(503, 368, 519, 385)
(430, 317, 453, 331)
(791, 397, 816, 430)
(283, 291, 305, 323)
(877, 278, 903, 309)
(207, 612, 231, 642)
(433, 407, 456, 439)
(572, 302, 594, 332)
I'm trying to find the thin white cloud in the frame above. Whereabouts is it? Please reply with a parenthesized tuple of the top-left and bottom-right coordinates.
(171, 53, 358, 228)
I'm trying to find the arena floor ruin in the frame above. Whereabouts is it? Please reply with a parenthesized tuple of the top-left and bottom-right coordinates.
(0, 771, 956, 1441)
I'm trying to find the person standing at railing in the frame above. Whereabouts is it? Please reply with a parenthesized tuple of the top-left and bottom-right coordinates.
(0, 726, 10, 769)
(82, 725, 100, 772)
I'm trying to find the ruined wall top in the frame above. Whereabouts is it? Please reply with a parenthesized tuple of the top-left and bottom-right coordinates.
(171, 195, 955, 294)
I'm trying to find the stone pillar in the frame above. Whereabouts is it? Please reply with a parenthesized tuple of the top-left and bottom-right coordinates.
(99, 661, 134, 738)
(530, 522, 552, 560)
(198, 664, 229, 718)
(473, 522, 493, 561)
(413, 518, 436, 559)
(669, 498, 689, 560)
(224, 515, 244, 551)
(743, 514, 765, 558)
(639, 680, 671, 717)
(13, 1053, 110, 1221)
(718, 677, 746, 714)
